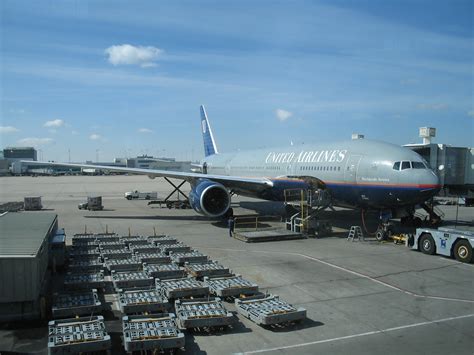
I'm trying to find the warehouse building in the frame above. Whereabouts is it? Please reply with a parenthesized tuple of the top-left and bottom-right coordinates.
(0, 212, 58, 321)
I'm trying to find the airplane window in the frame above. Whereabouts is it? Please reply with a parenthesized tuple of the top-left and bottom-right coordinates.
(393, 162, 400, 170)
(401, 161, 411, 170)
(338, 167, 341, 171)
(412, 162, 425, 169)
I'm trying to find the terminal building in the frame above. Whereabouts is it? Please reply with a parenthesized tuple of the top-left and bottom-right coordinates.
(0, 212, 59, 321)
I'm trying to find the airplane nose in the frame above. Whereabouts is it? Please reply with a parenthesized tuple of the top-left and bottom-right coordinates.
(419, 171, 441, 199)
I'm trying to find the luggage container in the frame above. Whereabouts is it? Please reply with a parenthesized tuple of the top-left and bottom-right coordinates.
(160, 243, 191, 255)
(64, 271, 106, 290)
(52, 289, 102, 318)
(104, 257, 142, 272)
(24, 196, 42, 210)
(144, 263, 186, 280)
(156, 277, 209, 299)
(184, 261, 231, 278)
(122, 314, 184, 353)
(118, 288, 169, 314)
(175, 297, 235, 329)
(204, 275, 259, 297)
(47, 316, 111, 355)
(235, 294, 306, 326)
(170, 250, 208, 265)
(112, 270, 154, 290)
(135, 252, 171, 264)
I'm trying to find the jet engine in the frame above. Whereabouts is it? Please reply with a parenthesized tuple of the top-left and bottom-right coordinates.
(188, 179, 231, 217)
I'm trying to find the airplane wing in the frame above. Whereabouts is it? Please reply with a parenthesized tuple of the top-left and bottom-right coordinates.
(22, 161, 275, 192)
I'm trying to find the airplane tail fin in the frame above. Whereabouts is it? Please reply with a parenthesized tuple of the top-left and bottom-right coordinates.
(200, 105, 218, 157)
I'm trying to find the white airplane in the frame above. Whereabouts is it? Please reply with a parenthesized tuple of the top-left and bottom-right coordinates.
(25, 106, 441, 224)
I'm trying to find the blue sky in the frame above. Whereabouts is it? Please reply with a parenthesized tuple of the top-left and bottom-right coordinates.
(1, 0, 473, 162)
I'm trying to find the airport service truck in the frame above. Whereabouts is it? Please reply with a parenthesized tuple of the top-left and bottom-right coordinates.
(78, 196, 103, 211)
(124, 190, 158, 200)
(408, 227, 474, 263)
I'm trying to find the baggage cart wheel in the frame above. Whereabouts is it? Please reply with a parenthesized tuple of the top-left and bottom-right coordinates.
(453, 240, 473, 263)
(419, 233, 436, 255)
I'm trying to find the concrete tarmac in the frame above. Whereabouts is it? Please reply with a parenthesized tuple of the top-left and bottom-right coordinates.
(0, 175, 473, 355)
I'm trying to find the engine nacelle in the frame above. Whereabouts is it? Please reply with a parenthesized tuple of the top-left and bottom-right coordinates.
(189, 179, 230, 217)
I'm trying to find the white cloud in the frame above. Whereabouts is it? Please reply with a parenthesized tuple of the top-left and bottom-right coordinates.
(89, 133, 102, 140)
(138, 128, 153, 133)
(17, 137, 53, 146)
(0, 126, 19, 133)
(468, 110, 474, 117)
(275, 109, 293, 122)
(416, 103, 448, 111)
(105, 44, 163, 68)
(44, 119, 65, 127)
(71, 130, 79, 135)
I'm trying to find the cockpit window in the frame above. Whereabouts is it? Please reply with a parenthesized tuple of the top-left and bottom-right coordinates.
(411, 161, 425, 169)
(401, 161, 411, 170)
(392, 162, 400, 170)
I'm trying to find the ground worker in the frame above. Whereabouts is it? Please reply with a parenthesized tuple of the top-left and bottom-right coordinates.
(228, 216, 235, 237)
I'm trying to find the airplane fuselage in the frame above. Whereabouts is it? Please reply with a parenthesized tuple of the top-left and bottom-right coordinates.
(202, 138, 440, 211)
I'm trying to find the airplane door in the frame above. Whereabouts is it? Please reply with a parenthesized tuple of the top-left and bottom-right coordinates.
(344, 155, 362, 182)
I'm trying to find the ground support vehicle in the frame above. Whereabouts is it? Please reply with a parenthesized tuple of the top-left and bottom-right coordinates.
(204, 275, 259, 297)
(78, 196, 103, 211)
(47, 316, 111, 354)
(122, 314, 184, 353)
(118, 289, 169, 314)
(409, 227, 474, 263)
(235, 294, 307, 326)
(52, 289, 102, 318)
(124, 190, 158, 200)
(174, 298, 235, 329)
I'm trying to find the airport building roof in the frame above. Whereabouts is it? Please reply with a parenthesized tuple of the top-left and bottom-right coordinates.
(0, 212, 57, 257)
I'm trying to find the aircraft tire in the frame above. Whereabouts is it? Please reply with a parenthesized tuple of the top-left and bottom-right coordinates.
(453, 240, 473, 263)
(375, 230, 386, 241)
(419, 233, 436, 255)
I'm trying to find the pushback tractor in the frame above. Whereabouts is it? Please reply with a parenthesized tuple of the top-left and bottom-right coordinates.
(409, 227, 474, 263)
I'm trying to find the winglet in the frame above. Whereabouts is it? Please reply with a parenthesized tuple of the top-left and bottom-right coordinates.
(200, 105, 218, 157)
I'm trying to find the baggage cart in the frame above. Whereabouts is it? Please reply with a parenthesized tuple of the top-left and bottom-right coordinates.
(52, 289, 102, 318)
(235, 294, 306, 326)
(68, 258, 104, 272)
(135, 252, 171, 264)
(104, 257, 142, 272)
(64, 271, 106, 290)
(174, 297, 235, 329)
(144, 263, 186, 280)
(130, 244, 159, 254)
(204, 275, 259, 297)
(47, 316, 111, 355)
(160, 243, 191, 255)
(101, 248, 132, 259)
(148, 236, 178, 245)
(122, 314, 184, 353)
(118, 288, 169, 314)
(170, 250, 208, 265)
(112, 270, 154, 290)
(156, 277, 209, 299)
(184, 261, 231, 278)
